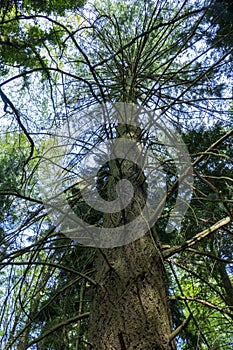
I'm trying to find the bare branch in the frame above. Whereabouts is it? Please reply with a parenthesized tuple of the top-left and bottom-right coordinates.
(170, 296, 233, 318)
(163, 216, 232, 258)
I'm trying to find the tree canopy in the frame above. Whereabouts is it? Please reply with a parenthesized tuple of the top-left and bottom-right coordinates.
(0, 0, 232, 349)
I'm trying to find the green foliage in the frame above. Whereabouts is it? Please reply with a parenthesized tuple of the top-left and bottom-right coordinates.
(0, 0, 86, 16)
(0, 0, 86, 71)
(23, 0, 87, 15)
(32, 241, 95, 350)
(0, 0, 232, 349)
(207, 0, 233, 50)
(0, 133, 29, 233)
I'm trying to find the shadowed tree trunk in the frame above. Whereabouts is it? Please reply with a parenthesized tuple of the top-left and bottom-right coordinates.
(88, 237, 176, 349)
(88, 116, 176, 349)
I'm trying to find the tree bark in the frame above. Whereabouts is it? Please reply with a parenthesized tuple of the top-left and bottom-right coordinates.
(88, 236, 176, 349)
(87, 120, 176, 349)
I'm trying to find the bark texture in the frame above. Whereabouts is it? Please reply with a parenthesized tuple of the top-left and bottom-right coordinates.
(88, 236, 176, 349)
(88, 118, 176, 349)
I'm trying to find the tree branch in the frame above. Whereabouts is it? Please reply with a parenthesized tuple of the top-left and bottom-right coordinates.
(0, 261, 97, 286)
(163, 216, 231, 258)
(169, 314, 192, 342)
(0, 87, 34, 166)
(193, 128, 233, 166)
(26, 312, 90, 348)
(170, 296, 233, 318)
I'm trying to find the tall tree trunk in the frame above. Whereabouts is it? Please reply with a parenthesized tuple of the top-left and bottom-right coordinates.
(88, 236, 175, 349)
(87, 119, 176, 349)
